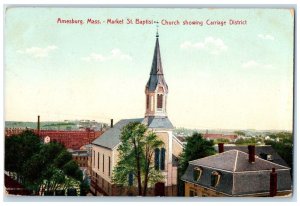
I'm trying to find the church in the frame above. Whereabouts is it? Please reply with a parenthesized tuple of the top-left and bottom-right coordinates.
(90, 31, 183, 196)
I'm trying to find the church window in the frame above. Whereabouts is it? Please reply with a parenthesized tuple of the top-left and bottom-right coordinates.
(103, 154, 105, 173)
(108, 156, 111, 177)
(155, 148, 160, 170)
(97, 152, 100, 170)
(146, 95, 150, 109)
(128, 172, 134, 186)
(160, 148, 166, 170)
(157, 94, 163, 109)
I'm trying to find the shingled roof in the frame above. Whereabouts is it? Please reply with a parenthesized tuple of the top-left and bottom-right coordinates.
(182, 150, 291, 196)
(143, 116, 173, 129)
(221, 145, 289, 167)
(92, 118, 143, 149)
(92, 117, 173, 149)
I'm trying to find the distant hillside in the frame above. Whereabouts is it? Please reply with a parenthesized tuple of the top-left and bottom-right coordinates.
(5, 120, 108, 131)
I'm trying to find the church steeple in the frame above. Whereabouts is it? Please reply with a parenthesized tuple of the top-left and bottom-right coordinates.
(145, 31, 168, 117)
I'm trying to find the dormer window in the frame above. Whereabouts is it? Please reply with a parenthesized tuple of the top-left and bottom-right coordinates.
(267, 154, 273, 161)
(193, 167, 203, 181)
(211, 171, 221, 187)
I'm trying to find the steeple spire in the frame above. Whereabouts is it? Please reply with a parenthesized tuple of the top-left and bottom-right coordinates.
(145, 30, 169, 118)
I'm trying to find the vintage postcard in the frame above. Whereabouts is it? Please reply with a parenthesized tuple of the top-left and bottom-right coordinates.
(4, 7, 294, 199)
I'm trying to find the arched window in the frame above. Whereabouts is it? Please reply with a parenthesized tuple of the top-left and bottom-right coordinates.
(154, 148, 160, 170)
(193, 167, 203, 181)
(211, 171, 221, 187)
(157, 94, 163, 109)
(160, 148, 166, 170)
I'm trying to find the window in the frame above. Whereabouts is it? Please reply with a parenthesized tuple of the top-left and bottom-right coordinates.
(128, 172, 133, 186)
(146, 95, 150, 109)
(211, 171, 221, 187)
(108, 156, 111, 177)
(103, 154, 105, 173)
(193, 167, 203, 181)
(267, 154, 273, 161)
(160, 148, 166, 170)
(154, 148, 160, 170)
(157, 94, 163, 109)
(93, 151, 95, 167)
(97, 152, 99, 170)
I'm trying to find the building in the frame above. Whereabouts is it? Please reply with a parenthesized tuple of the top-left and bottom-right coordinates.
(218, 144, 289, 167)
(181, 145, 292, 197)
(90, 32, 183, 196)
(5, 127, 103, 150)
(39, 129, 103, 150)
(203, 132, 238, 142)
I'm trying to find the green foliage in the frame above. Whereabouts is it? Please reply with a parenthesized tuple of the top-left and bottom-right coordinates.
(112, 122, 164, 196)
(5, 130, 40, 173)
(5, 131, 83, 195)
(214, 138, 230, 144)
(80, 178, 90, 196)
(178, 132, 216, 196)
(234, 130, 245, 136)
(265, 132, 293, 170)
(234, 137, 257, 145)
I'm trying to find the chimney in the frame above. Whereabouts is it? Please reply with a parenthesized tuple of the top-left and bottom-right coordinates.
(110, 119, 114, 128)
(218, 143, 224, 153)
(270, 168, 277, 197)
(248, 145, 255, 163)
(37, 115, 40, 137)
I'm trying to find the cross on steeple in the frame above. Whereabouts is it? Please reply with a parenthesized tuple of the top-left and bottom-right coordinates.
(154, 21, 159, 38)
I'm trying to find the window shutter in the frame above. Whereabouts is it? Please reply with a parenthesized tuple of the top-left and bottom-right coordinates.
(160, 148, 165, 170)
(155, 148, 160, 170)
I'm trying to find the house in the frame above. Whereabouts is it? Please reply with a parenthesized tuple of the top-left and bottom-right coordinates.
(181, 145, 292, 197)
(90, 31, 183, 196)
(217, 144, 289, 167)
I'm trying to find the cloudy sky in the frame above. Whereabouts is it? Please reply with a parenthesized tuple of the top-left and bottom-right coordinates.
(4, 8, 294, 130)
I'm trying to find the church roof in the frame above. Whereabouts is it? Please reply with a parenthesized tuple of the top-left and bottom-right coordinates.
(146, 34, 168, 92)
(143, 116, 173, 129)
(92, 118, 144, 149)
(92, 117, 173, 149)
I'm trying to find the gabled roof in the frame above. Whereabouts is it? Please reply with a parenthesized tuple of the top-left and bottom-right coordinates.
(146, 35, 168, 92)
(92, 117, 173, 149)
(92, 118, 143, 149)
(189, 150, 289, 172)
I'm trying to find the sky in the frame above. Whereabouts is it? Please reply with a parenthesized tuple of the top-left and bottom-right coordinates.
(4, 8, 294, 131)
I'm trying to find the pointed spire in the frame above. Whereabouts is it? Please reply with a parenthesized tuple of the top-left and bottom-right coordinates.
(146, 29, 168, 93)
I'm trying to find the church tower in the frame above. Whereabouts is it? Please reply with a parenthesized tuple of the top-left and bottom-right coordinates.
(144, 31, 170, 122)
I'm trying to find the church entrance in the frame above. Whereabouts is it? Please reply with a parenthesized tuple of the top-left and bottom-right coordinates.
(154, 182, 165, 196)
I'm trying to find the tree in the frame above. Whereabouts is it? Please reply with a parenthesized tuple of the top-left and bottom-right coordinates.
(178, 132, 216, 196)
(265, 132, 293, 178)
(5, 131, 84, 195)
(112, 122, 164, 196)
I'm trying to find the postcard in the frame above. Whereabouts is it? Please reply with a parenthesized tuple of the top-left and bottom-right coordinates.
(4, 7, 294, 198)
